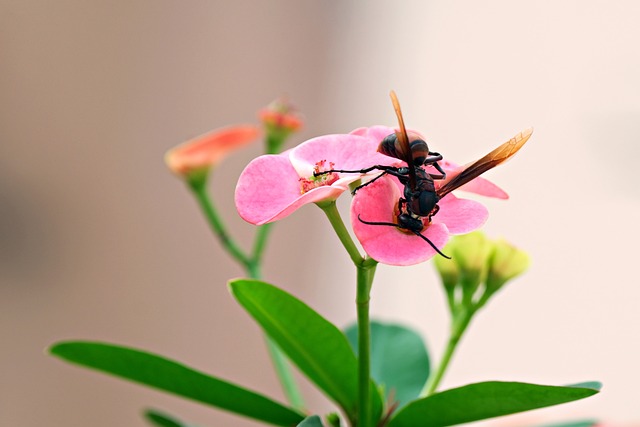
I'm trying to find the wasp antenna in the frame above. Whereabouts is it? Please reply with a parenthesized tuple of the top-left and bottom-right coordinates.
(357, 214, 399, 228)
(412, 231, 451, 259)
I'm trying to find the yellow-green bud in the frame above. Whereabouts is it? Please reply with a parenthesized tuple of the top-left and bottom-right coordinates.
(486, 238, 530, 291)
(450, 231, 493, 292)
(434, 247, 460, 289)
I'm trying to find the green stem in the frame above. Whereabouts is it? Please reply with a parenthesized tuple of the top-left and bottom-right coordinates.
(189, 181, 305, 411)
(264, 335, 306, 411)
(190, 181, 251, 268)
(252, 223, 273, 268)
(420, 307, 475, 397)
(320, 200, 378, 426)
(246, 237, 305, 412)
(266, 133, 286, 155)
(356, 263, 376, 427)
(320, 201, 364, 265)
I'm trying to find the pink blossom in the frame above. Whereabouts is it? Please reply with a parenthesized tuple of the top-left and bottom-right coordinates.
(345, 127, 508, 265)
(235, 124, 509, 266)
(351, 175, 493, 266)
(235, 133, 395, 225)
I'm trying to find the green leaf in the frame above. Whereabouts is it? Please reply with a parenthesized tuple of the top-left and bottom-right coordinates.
(49, 341, 304, 427)
(532, 420, 599, 427)
(388, 381, 601, 427)
(344, 320, 429, 408)
(229, 279, 382, 422)
(144, 409, 193, 427)
(298, 415, 324, 427)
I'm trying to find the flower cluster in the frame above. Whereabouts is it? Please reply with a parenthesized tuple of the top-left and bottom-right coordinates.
(235, 125, 507, 265)
(434, 231, 530, 302)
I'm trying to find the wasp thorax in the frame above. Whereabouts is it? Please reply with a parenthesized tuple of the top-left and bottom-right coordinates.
(378, 131, 429, 166)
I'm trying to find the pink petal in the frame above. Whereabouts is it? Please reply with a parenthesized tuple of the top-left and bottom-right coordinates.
(457, 176, 508, 199)
(349, 125, 395, 142)
(235, 154, 349, 225)
(433, 194, 488, 234)
(351, 176, 450, 266)
(289, 133, 394, 178)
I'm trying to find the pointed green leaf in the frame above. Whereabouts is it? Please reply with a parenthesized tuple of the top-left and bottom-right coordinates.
(49, 341, 304, 427)
(229, 279, 382, 422)
(144, 409, 194, 427)
(388, 381, 601, 427)
(298, 415, 324, 427)
(345, 320, 429, 408)
(532, 420, 599, 427)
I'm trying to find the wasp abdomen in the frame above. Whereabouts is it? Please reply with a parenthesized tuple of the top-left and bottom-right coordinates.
(378, 132, 429, 166)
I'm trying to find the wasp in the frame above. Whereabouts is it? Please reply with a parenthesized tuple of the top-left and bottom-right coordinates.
(316, 91, 532, 257)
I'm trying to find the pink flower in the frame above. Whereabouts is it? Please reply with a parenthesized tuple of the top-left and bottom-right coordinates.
(165, 125, 260, 178)
(235, 133, 395, 225)
(351, 174, 497, 266)
(236, 124, 509, 266)
(345, 126, 508, 266)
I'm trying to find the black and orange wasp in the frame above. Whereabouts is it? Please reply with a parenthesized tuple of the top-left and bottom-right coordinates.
(315, 91, 532, 258)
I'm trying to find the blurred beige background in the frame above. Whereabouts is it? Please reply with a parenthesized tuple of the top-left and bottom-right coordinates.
(2, 1, 639, 426)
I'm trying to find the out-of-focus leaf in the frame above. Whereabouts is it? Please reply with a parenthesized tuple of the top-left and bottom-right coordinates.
(49, 341, 304, 426)
(344, 320, 429, 408)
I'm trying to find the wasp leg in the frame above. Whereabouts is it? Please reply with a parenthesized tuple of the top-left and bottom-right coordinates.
(429, 162, 446, 180)
(314, 165, 398, 177)
(426, 151, 443, 161)
(351, 171, 387, 195)
(315, 165, 403, 194)
(423, 153, 446, 180)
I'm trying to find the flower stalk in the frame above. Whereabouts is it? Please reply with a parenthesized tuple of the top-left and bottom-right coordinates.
(190, 180, 251, 269)
(320, 201, 364, 265)
(424, 232, 530, 397)
(189, 179, 305, 410)
(356, 263, 375, 427)
(420, 306, 474, 397)
(321, 201, 378, 427)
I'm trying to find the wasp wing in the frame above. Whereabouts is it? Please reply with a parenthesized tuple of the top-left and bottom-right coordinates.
(436, 128, 533, 198)
(390, 90, 417, 189)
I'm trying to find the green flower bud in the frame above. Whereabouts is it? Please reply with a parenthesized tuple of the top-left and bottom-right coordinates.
(486, 238, 530, 292)
(434, 246, 459, 290)
(450, 231, 493, 293)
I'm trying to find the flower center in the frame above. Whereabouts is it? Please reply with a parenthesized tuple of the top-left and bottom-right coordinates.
(299, 160, 339, 194)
